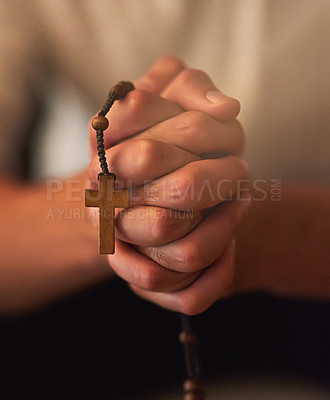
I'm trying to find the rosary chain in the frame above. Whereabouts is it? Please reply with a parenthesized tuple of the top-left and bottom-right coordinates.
(180, 314, 205, 400)
(92, 81, 204, 399)
(91, 81, 135, 177)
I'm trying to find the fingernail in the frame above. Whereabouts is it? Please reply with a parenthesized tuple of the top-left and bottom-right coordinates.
(206, 90, 225, 104)
(207, 90, 238, 105)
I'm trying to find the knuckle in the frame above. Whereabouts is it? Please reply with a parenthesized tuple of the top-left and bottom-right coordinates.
(159, 56, 186, 73)
(173, 241, 203, 272)
(227, 155, 250, 180)
(176, 111, 207, 140)
(218, 156, 250, 199)
(125, 90, 150, 121)
(176, 68, 205, 86)
(137, 266, 161, 291)
(168, 170, 197, 206)
(134, 138, 163, 175)
(150, 209, 175, 243)
(178, 292, 206, 316)
(147, 247, 172, 270)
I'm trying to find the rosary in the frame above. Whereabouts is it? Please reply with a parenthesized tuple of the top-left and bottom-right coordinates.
(86, 82, 205, 400)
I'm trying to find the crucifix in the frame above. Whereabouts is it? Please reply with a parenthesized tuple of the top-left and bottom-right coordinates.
(85, 81, 134, 254)
(85, 173, 129, 254)
(86, 81, 204, 400)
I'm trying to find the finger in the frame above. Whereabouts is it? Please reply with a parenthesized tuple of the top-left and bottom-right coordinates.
(136, 111, 245, 156)
(130, 243, 235, 315)
(161, 69, 241, 121)
(116, 206, 202, 247)
(109, 240, 201, 292)
(134, 56, 186, 93)
(89, 138, 200, 187)
(89, 90, 184, 151)
(136, 193, 251, 272)
(130, 155, 250, 209)
(90, 57, 186, 151)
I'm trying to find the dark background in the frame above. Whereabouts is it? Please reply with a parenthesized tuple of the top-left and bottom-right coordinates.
(1, 278, 329, 399)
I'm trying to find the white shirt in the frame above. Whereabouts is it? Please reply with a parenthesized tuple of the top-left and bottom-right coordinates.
(0, 0, 329, 181)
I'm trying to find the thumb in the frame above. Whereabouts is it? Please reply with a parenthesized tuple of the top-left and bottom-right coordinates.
(134, 56, 186, 94)
(161, 69, 240, 122)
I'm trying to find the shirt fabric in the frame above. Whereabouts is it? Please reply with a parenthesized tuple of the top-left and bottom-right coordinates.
(0, 0, 329, 181)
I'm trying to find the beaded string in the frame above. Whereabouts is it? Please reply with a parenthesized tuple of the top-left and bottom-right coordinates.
(180, 315, 204, 400)
(91, 81, 135, 177)
(91, 82, 204, 400)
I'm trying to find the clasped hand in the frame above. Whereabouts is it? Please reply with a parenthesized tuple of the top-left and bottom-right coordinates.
(88, 57, 250, 314)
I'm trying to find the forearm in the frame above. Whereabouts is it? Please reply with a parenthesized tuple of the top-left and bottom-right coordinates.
(234, 183, 330, 299)
(0, 173, 111, 315)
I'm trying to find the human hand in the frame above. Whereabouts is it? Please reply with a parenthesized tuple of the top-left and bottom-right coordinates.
(88, 57, 250, 314)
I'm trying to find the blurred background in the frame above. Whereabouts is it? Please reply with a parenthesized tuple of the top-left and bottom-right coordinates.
(0, 1, 329, 399)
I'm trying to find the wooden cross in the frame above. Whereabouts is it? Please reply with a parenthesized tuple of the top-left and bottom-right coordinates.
(85, 174, 129, 254)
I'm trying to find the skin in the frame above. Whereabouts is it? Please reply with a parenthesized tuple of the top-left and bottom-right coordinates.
(234, 184, 330, 300)
(0, 57, 247, 315)
(90, 57, 330, 314)
(0, 172, 112, 314)
(1, 57, 329, 316)
(131, 183, 330, 314)
(88, 57, 250, 315)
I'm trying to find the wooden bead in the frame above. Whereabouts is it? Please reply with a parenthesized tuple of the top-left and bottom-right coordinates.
(110, 81, 135, 99)
(92, 115, 109, 131)
(184, 393, 204, 400)
(183, 379, 201, 393)
(179, 331, 199, 345)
